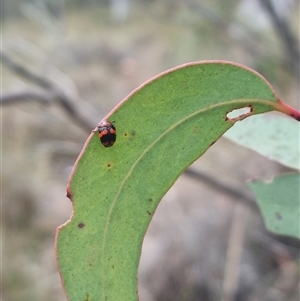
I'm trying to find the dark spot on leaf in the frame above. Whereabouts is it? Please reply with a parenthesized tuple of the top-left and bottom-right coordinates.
(78, 223, 85, 228)
(124, 132, 128, 136)
(275, 212, 282, 220)
(107, 163, 111, 168)
(147, 210, 152, 215)
(149, 198, 153, 202)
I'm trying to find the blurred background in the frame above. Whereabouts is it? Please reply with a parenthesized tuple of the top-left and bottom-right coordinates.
(2, 0, 299, 300)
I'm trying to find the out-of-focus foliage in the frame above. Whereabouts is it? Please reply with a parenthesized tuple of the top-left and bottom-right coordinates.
(225, 113, 300, 169)
(248, 173, 300, 239)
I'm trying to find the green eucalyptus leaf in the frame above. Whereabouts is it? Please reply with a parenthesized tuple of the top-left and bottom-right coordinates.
(248, 173, 300, 239)
(225, 113, 300, 169)
(55, 61, 299, 301)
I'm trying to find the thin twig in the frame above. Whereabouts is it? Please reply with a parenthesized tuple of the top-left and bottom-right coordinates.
(259, 0, 300, 75)
(1, 51, 94, 132)
(184, 168, 259, 212)
(1, 51, 53, 90)
(222, 204, 247, 301)
(1, 90, 52, 105)
(184, 0, 299, 75)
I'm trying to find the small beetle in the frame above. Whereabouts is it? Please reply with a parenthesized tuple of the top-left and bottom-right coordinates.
(96, 120, 116, 147)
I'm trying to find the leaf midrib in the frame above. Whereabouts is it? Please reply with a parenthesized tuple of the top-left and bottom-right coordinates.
(100, 97, 275, 298)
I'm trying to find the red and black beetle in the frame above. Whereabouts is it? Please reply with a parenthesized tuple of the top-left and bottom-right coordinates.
(97, 120, 116, 147)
